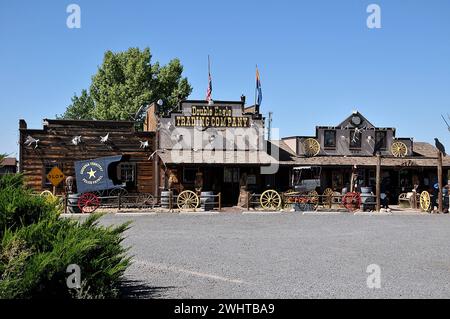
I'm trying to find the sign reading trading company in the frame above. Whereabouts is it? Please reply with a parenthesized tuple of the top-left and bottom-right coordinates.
(175, 106, 249, 128)
(46, 166, 65, 187)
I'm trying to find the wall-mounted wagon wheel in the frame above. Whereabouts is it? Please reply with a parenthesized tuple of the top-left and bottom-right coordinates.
(420, 191, 431, 212)
(303, 138, 321, 157)
(342, 192, 361, 212)
(391, 141, 408, 158)
(260, 190, 282, 210)
(177, 190, 199, 210)
(78, 192, 100, 213)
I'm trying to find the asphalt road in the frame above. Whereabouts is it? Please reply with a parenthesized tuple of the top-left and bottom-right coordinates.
(96, 213, 450, 299)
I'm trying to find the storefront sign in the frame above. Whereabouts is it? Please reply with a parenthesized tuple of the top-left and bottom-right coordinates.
(175, 106, 249, 128)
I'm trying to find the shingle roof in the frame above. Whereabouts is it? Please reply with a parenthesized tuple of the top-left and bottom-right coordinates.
(0, 157, 17, 167)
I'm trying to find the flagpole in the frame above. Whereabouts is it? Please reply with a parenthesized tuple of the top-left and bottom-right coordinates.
(254, 65, 257, 107)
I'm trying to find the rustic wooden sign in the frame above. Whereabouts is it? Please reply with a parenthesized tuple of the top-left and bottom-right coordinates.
(46, 166, 65, 187)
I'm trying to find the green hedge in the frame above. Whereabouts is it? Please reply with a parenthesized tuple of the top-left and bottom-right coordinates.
(0, 172, 131, 299)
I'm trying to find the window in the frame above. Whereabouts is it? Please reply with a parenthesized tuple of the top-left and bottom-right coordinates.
(119, 163, 136, 184)
(324, 130, 336, 148)
(375, 131, 387, 150)
(350, 130, 362, 149)
(183, 168, 197, 184)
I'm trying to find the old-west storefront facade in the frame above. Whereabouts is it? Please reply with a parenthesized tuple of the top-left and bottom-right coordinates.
(147, 98, 287, 206)
(19, 119, 155, 194)
(281, 112, 450, 204)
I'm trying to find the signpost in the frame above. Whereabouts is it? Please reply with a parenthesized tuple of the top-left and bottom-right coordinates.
(46, 166, 65, 194)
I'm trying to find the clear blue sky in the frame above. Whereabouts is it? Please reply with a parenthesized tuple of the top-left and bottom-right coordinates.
(1, 0, 450, 158)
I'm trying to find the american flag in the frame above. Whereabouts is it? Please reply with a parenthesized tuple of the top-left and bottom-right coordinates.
(206, 56, 212, 102)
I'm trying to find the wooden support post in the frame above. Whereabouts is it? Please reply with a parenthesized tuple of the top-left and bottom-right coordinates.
(376, 154, 381, 212)
(438, 151, 443, 214)
(218, 192, 222, 211)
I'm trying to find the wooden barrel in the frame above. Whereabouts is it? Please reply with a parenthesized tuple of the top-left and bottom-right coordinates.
(161, 191, 172, 209)
(67, 193, 81, 214)
(200, 191, 215, 211)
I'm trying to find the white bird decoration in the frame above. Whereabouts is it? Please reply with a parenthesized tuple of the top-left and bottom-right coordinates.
(140, 140, 149, 149)
(100, 133, 109, 143)
(209, 135, 216, 143)
(71, 136, 82, 146)
(24, 135, 39, 149)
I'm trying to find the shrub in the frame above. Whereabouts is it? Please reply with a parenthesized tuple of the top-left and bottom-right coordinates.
(0, 174, 59, 237)
(0, 171, 132, 299)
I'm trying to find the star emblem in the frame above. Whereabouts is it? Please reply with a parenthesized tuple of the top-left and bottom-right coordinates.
(87, 168, 97, 179)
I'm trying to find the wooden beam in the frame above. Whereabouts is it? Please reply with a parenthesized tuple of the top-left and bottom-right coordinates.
(438, 151, 443, 213)
(376, 154, 381, 212)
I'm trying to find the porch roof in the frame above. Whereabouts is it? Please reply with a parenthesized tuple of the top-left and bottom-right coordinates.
(292, 155, 450, 168)
(158, 149, 278, 165)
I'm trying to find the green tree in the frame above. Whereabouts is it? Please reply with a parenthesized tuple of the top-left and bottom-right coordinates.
(60, 47, 192, 121)
(58, 89, 95, 120)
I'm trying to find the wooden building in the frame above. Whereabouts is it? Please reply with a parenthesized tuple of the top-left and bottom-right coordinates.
(144, 97, 288, 206)
(281, 111, 450, 203)
(19, 119, 155, 194)
(0, 157, 18, 175)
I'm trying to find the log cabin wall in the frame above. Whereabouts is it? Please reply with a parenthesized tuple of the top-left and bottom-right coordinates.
(19, 119, 155, 194)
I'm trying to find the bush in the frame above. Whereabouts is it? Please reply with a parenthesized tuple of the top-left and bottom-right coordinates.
(0, 173, 132, 299)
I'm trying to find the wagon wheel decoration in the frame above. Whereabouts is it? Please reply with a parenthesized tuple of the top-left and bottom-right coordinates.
(78, 192, 100, 213)
(260, 190, 282, 210)
(323, 188, 334, 206)
(177, 190, 200, 210)
(419, 191, 431, 212)
(308, 190, 319, 209)
(391, 141, 408, 158)
(40, 190, 57, 203)
(303, 138, 321, 157)
(342, 192, 361, 212)
(137, 194, 156, 209)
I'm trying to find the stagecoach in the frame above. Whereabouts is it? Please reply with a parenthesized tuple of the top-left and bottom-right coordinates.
(70, 155, 154, 213)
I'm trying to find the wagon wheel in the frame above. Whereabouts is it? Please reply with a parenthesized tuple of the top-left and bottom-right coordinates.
(342, 192, 361, 212)
(137, 194, 156, 209)
(391, 141, 408, 158)
(177, 190, 199, 210)
(308, 190, 319, 209)
(40, 190, 57, 203)
(303, 138, 321, 157)
(420, 191, 431, 212)
(260, 190, 282, 210)
(109, 188, 128, 197)
(323, 188, 334, 206)
(78, 192, 100, 213)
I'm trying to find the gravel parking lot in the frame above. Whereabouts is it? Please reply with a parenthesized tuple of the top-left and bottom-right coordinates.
(95, 212, 450, 299)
